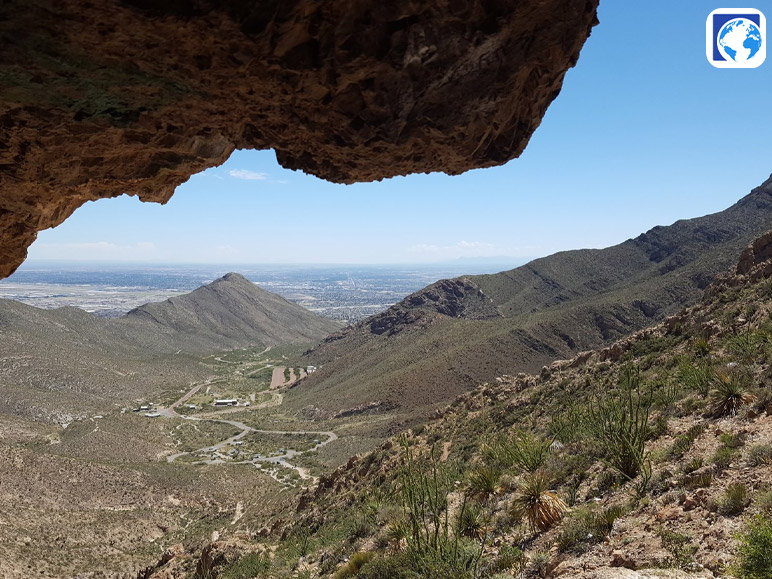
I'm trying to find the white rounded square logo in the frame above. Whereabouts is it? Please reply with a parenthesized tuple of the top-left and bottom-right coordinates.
(706, 8, 766, 68)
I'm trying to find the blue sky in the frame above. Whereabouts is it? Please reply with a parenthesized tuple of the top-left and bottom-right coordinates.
(28, 1, 772, 264)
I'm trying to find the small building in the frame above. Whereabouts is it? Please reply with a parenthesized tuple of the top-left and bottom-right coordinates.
(306, 366, 317, 374)
(144, 412, 161, 418)
(186, 404, 196, 410)
(214, 399, 238, 406)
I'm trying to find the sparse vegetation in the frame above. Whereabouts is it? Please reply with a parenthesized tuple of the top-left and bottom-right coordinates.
(733, 516, 772, 579)
(657, 527, 698, 569)
(587, 366, 653, 481)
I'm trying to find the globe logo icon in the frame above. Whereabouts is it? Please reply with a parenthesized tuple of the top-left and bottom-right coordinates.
(717, 18, 763, 62)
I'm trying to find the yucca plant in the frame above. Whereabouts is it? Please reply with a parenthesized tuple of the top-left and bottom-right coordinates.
(710, 370, 757, 418)
(466, 465, 501, 502)
(509, 470, 568, 532)
(456, 501, 487, 540)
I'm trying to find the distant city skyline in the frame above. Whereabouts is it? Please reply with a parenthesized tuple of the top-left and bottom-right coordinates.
(27, 1, 772, 264)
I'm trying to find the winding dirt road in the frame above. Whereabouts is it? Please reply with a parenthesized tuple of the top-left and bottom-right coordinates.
(162, 381, 336, 485)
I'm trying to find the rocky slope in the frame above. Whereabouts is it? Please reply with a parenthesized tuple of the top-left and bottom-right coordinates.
(291, 174, 772, 422)
(144, 230, 772, 579)
(0, 0, 599, 278)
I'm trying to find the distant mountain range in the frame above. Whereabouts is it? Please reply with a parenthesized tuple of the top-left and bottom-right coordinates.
(289, 173, 772, 423)
(0, 273, 340, 420)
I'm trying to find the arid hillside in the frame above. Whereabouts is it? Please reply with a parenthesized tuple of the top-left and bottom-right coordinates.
(291, 175, 772, 425)
(143, 230, 772, 579)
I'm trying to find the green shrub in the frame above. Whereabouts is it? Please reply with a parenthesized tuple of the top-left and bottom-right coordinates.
(719, 432, 745, 449)
(683, 457, 704, 474)
(718, 482, 748, 516)
(694, 338, 711, 358)
(657, 527, 697, 569)
(757, 489, 772, 515)
(357, 554, 417, 579)
(677, 360, 714, 396)
(712, 446, 739, 471)
(682, 472, 712, 490)
(747, 444, 772, 466)
(334, 552, 375, 579)
(219, 552, 271, 579)
(484, 430, 551, 474)
(486, 545, 526, 576)
(668, 434, 695, 460)
(587, 366, 653, 481)
(456, 501, 486, 540)
(649, 414, 670, 439)
(398, 439, 481, 576)
(733, 516, 772, 579)
(556, 505, 625, 553)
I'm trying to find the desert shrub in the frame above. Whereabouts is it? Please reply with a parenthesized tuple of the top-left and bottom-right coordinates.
(548, 407, 588, 444)
(398, 439, 481, 576)
(718, 482, 749, 516)
(649, 414, 670, 439)
(668, 435, 695, 460)
(484, 545, 526, 576)
(683, 457, 704, 474)
(219, 552, 271, 579)
(755, 488, 772, 516)
(733, 516, 772, 579)
(712, 445, 739, 471)
(657, 527, 697, 569)
(587, 366, 653, 481)
(726, 330, 766, 364)
(694, 338, 711, 358)
(710, 371, 756, 418)
(556, 505, 625, 553)
(484, 430, 551, 474)
(350, 515, 375, 541)
(719, 432, 746, 449)
(356, 554, 417, 579)
(466, 465, 501, 502)
(528, 552, 550, 578)
(682, 472, 712, 490)
(655, 379, 683, 413)
(677, 360, 714, 396)
(747, 444, 772, 466)
(509, 471, 568, 532)
(334, 552, 375, 579)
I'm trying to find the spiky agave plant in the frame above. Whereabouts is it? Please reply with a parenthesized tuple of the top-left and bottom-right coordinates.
(710, 370, 756, 418)
(509, 471, 568, 532)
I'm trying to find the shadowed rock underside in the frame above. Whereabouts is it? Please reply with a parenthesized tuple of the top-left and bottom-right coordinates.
(0, 0, 598, 277)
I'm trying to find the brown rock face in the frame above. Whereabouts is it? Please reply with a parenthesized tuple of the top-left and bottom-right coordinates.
(0, 0, 598, 278)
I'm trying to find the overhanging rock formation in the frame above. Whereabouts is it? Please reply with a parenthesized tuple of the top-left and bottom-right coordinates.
(0, 0, 599, 278)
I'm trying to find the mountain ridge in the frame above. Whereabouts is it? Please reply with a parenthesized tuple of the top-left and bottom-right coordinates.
(291, 174, 772, 421)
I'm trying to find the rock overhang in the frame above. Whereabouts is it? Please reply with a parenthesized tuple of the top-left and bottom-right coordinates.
(0, 0, 599, 278)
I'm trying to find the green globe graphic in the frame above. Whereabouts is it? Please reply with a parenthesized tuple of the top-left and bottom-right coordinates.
(718, 18, 762, 62)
